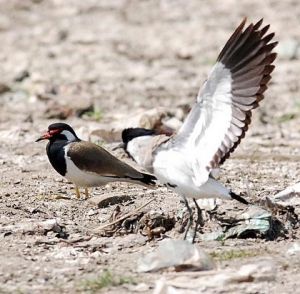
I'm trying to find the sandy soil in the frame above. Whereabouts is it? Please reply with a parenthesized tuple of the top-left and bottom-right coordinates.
(1, 0, 300, 293)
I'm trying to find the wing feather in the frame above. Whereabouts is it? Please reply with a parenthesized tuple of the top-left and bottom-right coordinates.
(68, 141, 145, 180)
(167, 18, 277, 186)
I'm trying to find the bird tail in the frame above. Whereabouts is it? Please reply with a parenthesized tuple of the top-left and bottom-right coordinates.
(230, 191, 249, 205)
(139, 173, 157, 187)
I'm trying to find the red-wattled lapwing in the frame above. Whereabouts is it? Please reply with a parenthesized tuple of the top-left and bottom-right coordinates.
(120, 18, 277, 241)
(36, 123, 156, 199)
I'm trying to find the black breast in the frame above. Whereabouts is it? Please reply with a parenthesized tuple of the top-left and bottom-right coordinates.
(46, 140, 68, 176)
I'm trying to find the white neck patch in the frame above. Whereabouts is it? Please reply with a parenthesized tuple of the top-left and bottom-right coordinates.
(127, 136, 153, 166)
(61, 130, 77, 141)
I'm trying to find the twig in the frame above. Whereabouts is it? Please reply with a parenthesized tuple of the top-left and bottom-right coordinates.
(59, 236, 93, 244)
(34, 240, 59, 245)
(92, 199, 154, 233)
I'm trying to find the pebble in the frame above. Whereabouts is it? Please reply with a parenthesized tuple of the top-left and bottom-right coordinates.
(137, 239, 214, 272)
(88, 193, 133, 208)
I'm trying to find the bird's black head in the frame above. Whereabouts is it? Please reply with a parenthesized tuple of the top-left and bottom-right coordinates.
(36, 122, 80, 143)
(121, 128, 155, 147)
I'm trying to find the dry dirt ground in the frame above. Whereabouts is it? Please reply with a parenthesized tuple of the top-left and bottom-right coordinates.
(1, 0, 300, 293)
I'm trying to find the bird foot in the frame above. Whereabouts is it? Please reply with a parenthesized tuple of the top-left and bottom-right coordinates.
(74, 186, 90, 200)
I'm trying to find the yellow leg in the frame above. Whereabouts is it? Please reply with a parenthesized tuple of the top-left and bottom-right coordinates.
(75, 186, 81, 199)
(85, 188, 89, 199)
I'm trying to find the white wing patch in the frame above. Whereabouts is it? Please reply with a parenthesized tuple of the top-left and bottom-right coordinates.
(174, 63, 232, 187)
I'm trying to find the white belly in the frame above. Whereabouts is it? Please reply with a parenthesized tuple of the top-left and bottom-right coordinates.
(64, 155, 111, 187)
(153, 150, 230, 200)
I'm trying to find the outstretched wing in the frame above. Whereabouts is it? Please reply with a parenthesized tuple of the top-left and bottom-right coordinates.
(171, 18, 277, 186)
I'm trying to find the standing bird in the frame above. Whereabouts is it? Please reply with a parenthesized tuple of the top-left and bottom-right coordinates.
(36, 123, 156, 198)
(121, 18, 277, 240)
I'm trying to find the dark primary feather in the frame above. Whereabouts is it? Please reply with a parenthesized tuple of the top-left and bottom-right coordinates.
(211, 18, 277, 168)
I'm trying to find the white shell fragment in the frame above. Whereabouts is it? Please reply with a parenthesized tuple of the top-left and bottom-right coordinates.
(137, 239, 214, 272)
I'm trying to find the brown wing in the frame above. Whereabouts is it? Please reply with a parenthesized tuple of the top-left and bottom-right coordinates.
(68, 141, 145, 179)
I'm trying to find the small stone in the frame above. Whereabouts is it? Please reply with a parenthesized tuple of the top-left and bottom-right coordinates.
(87, 209, 97, 216)
(195, 198, 222, 211)
(286, 242, 300, 256)
(162, 117, 182, 131)
(44, 104, 73, 119)
(125, 283, 150, 292)
(14, 70, 30, 82)
(0, 83, 10, 94)
(137, 239, 214, 272)
(88, 193, 133, 208)
(176, 49, 193, 60)
(273, 182, 300, 205)
(90, 107, 168, 142)
(277, 39, 300, 60)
